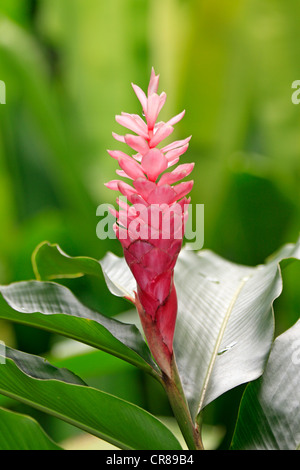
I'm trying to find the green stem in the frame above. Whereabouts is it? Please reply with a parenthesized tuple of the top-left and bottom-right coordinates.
(162, 355, 204, 450)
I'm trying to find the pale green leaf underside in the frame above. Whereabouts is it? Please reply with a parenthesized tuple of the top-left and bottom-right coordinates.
(99, 238, 300, 419)
(231, 319, 300, 450)
(0, 280, 156, 374)
(12, 238, 300, 421)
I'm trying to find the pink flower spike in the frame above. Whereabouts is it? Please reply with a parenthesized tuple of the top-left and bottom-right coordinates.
(167, 156, 180, 168)
(116, 196, 131, 211)
(116, 169, 132, 180)
(133, 178, 156, 201)
(146, 93, 162, 131)
(118, 157, 146, 180)
(158, 93, 167, 116)
(107, 149, 132, 161)
(158, 163, 195, 186)
(165, 143, 190, 165)
(141, 149, 168, 182)
(112, 132, 126, 143)
(173, 180, 194, 200)
(131, 83, 147, 114)
(149, 124, 174, 148)
(125, 134, 149, 155)
(148, 67, 159, 95)
(116, 114, 148, 139)
(161, 136, 192, 153)
(105, 69, 195, 375)
(147, 185, 177, 205)
(117, 181, 138, 201)
(123, 113, 149, 133)
(132, 153, 142, 162)
(104, 180, 122, 191)
(167, 110, 185, 127)
(108, 206, 118, 219)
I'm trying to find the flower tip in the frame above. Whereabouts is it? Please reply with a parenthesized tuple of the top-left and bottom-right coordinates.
(151, 66, 159, 77)
(107, 149, 118, 160)
(104, 180, 121, 191)
(148, 67, 160, 95)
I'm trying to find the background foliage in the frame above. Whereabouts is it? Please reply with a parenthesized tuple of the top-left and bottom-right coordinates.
(0, 0, 299, 449)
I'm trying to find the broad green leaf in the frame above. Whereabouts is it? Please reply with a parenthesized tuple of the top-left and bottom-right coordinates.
(50, 347, 135, 379)
(33, 241, 136, 299)
(231, 320, 300, 450)
(0, 280, 156, 375)
(174, 242, 299, 419)
(30, 237, 300, 422)
(32, 241, 105, 282)
(3, 345, 86, 385)
(99, 237, 300, 419)
(0, 407, 62, 450)
(0, 348, 182, 450)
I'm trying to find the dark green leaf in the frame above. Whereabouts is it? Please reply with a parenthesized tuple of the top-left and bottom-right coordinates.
(0, 348, 182, 450)
(0, 407, 62, 450)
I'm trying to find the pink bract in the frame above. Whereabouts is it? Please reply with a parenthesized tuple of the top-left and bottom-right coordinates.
(106, 68, 194, 375)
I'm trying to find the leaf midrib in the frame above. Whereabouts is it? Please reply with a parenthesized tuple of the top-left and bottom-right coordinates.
(197, 275, 249, 415)
(0, 386, 129, 450)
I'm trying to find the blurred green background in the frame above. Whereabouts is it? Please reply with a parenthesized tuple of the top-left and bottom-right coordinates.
(0, 0, 299, 449)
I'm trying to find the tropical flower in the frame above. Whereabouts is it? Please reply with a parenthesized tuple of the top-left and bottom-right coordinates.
(106, 68, 194, 375)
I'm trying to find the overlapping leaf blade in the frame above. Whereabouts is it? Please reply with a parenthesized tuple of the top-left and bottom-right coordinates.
(24, 238, 300, 421)
(0, 407, 62, 450)
(0, 347, 182, 450)
(98, 238, 300, 419)
(32, 242, 106, 282)
(173, 245, 298, 418)
(0, 280, 156, 374)
(231, 320, 300, 450)
(33, 241, 136, 299)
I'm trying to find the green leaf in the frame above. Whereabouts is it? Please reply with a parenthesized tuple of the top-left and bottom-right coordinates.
(0, 280, 156, 375)
(0, 407, 62, 450)
(0, 348, 182, 450)
(174, 241, 299, 419)
(33, 241, 136, 299)
(231, 319, 300, 450)
(4, 345, 86, 385)
(50, 347, 135, 380)
(32, 241, 105, 282)
(99, 237, 300, 420)
(30, 238, 300, 422)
